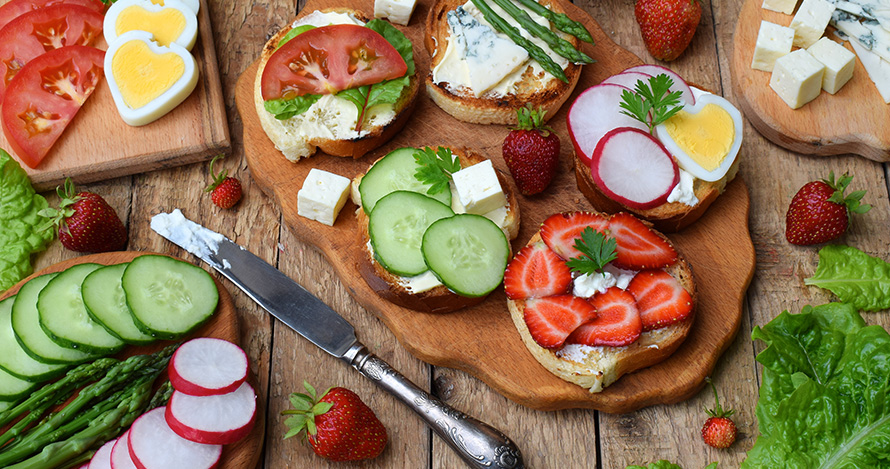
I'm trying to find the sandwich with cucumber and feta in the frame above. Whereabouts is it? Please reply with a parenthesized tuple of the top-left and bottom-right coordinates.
(254, 8, 420, 162)
(351, 146, 520, 313)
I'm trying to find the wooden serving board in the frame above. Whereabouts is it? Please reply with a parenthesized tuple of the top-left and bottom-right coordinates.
(235, 0, 755, 412)
(731, 0, 890, 161)
(0, 0, 230, 191)
(0, 252, 264, 469)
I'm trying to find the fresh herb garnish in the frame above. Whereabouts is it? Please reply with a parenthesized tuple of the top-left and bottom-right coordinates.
(565, 227, 617, 275)
(618, 74, 684, 134)
(413, 146, 460, 195)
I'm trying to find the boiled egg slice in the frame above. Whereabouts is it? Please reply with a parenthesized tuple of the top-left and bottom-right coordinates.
(104, 0, 198, 50)
(105, 30, 198, 126)
(655, 93, 743, 182)
(149, 0, 199, 15)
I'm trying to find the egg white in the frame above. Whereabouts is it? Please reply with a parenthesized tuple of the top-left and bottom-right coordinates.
(104, 0, 198, 51)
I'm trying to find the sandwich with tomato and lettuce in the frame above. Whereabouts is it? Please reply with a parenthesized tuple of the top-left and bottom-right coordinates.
(254, 8, 420, 162)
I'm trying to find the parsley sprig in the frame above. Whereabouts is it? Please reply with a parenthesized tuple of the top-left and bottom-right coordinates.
(413, 146, 461, 195)
(565, 227, 617, 275)
(618, 74, 684, 134)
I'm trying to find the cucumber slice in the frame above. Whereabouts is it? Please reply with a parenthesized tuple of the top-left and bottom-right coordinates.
(0, 366, 35, 402)
(11, 273, 95, 364)
(0, 296, 67, 382)
(422, 214, 509, 298)
(123, 255, 218, 340)
(38, 263, 126, 355)
(82, 263, 156, 345)
(368, 191, 455, 277)
(359, 147, 452, 213)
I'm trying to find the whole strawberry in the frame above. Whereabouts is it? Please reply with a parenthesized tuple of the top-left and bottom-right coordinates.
(785, 171, 870, 245)
(634, 0, 701, 61)
(502, 104, 560, 195)
(283, 381, 387, 461)
(205, 154, 242, 209)
(701, 377, 736, 449)
(39, 178, 127, 253)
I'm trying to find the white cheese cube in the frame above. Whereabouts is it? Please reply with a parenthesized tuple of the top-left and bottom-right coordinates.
(807, 37, 856, 93)
(790, 0, 836, 47)
(770, 49, 826, 108)
(451, 160, 506, 215)
(762, 0, 799, 14)
(752, 21, 796, 71)
(374, 0, 416, 26)
(297, 168, 351, 226)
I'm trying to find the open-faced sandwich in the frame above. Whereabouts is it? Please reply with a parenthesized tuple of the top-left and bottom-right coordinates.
(567, 65, 743, 232)
(351, 145, 520, 313)
(254, 8, 420, 162)
(504, 210, 694, 392)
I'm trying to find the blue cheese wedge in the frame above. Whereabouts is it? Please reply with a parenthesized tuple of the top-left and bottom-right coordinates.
(832, 7, 890, 62)
(849, 39, 890, 102)
(791, 0, 836, 47)
(752, 20, 796, 71)
(770, 49, 826, 108)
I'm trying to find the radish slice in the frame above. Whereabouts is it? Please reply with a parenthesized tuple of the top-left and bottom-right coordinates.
(601, 71, 652, 90)
(621, 65, 695, 105)
(166, 381, 257, 445)
(567, 84, 648, 166)
(590, 127, 679, 209)
(111, 431, 137, 469)
(89, 439, 116, 469)
(129, 407, 222, 469)
(169, 338, 249, 396)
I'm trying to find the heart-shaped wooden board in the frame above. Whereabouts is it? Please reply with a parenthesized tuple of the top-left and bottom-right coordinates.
(731, 0, 890, 161)
(0, 252, 264, 468)
(236, 0, 755, 412)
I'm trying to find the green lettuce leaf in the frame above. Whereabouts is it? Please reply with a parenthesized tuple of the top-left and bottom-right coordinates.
(804, 244, 890, 311)
(365, 18, 415, 76)
(626, 462, 717, 469)
(276, 24, 315, 49)
(264, 94, 322, 120)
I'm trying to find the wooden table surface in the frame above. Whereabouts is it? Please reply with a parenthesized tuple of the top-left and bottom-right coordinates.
(21, 0, 890, 467)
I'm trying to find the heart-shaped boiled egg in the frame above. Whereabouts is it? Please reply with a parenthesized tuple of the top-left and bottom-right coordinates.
(655, 93, 743, 182)
(149, 0, 199, 15)
(104, 0, 198, 50)
(105, 30, 198, 126)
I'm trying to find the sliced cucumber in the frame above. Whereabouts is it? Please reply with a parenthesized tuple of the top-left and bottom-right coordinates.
(0, 296, 68, 382)
(11, 273, 95, 364)
(369, 191, 455, 277)
(359, 147, 452, 213)
(422, 214, 509, 298)
(0, 366, 35, 402)
(123, 255, 218, 340)
(82, 263, 156, 345)
(38, 263, 126, 355)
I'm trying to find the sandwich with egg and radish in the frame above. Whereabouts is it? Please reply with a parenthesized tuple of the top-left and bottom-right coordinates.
(254, 8, 420, 162)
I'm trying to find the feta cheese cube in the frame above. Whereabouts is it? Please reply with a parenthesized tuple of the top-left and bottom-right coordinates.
(770, 49, 826, 108)
(762, 0, 799, 14)
(807, 37, 856, 93)
(752, 21, 795, 71)
(374, 0, 416, 26)
(297, 168, 351, 226)
(790, 0, 836, 48)
(451, 160, 506, 215)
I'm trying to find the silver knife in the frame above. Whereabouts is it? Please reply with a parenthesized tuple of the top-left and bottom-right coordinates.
(151, 210, 524, 469)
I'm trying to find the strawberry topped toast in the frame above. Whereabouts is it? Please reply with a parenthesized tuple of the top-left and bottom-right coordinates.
(505, 211, 695, 393)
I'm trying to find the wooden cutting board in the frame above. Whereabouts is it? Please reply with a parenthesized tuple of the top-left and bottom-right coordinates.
(731, 0, 890, 161)
(0, 0, 230, 191)
(0, 252, 264, 469)
(236, 0, 755, 412)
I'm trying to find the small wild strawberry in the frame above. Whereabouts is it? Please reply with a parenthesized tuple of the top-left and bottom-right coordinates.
(701, 377, 737, 449)
(785, 171, 870, 245)
(502, 104, 560, 195)
(634, 0, 701, 61)
(205, 155, 242, 209)
(38, 178, 127, 253)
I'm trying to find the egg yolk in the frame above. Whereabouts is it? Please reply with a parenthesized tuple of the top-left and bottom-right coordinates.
(663, 103, 734, 171)
(112, 40, 185, 109)
(115, 5, 186, 47)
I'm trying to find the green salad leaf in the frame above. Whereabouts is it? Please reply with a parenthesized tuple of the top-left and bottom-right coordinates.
(627, 461, 717, 469)
(743, 303, 890, 468)
(276, 24, 315, 49)
(264, 95, 321, 121)
(804, 244, 890, 312)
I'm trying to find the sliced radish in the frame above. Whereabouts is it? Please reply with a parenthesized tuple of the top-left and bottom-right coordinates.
(89, 439, 116, 469)
(165, 381, 256, 445)
(590, 127, 678, 210)
(567, 84, 649, 167)
(129, 407, 222, 469)
(601, 71, 653, 90)
(111, 431, 137, 469)
(169, 338, 249, 396)
(621, 65, 695, 105)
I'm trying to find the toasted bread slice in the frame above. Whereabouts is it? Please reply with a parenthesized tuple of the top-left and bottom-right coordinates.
(353, 147, 520, 313)
(424, 0, 583, 125)
(254, 8, 420, 162)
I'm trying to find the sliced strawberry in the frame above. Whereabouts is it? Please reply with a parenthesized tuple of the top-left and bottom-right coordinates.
(608, 213, 677, 269)
(627, 269, 693, 331)
(523, 295, 598, 349)
(567, 287, 641, 347)
(540, 212, 609, 260)
(504, 242, 572, 300)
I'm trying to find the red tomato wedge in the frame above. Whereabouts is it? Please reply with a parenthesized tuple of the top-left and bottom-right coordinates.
(0, 0, 105, 32)
(260, 24, 407, 100)
(0, 3, 103, 100)
(2, 45, 104, 168)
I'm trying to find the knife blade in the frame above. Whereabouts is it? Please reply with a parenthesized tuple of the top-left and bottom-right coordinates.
(151, 210, 524, 469)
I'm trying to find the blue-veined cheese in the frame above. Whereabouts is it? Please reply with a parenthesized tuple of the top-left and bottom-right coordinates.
(832, 5, 890, 62)
(849, 38, 890, 102)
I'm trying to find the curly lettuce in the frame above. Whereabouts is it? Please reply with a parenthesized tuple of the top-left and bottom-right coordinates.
(627, 461, 717, 469)
(804, 244, 890, 312)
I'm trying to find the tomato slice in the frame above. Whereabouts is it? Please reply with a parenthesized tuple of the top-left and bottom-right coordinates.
(260, 24, 408, 100)
(0, 0, 105, 32)
(2, 45, 104, 168)
(0, 3, 103, 100)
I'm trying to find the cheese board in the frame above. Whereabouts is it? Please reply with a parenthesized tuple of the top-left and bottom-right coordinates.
(0, 0, 230, 191)
(731, 0, 890, 161)
(0, 251, 264, 469)
(235, 0, 755, 412)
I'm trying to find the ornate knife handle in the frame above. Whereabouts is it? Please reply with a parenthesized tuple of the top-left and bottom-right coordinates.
(342, 344, 524, 469)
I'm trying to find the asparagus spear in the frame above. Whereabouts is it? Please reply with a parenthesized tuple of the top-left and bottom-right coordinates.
(488, 0, 593, 64)
(513, 0, 594, 43)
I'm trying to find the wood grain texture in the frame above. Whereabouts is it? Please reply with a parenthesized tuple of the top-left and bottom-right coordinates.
(235, 0, 755, 412)
(1, 0, 231, 191)
(731, 0, 890, 161)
